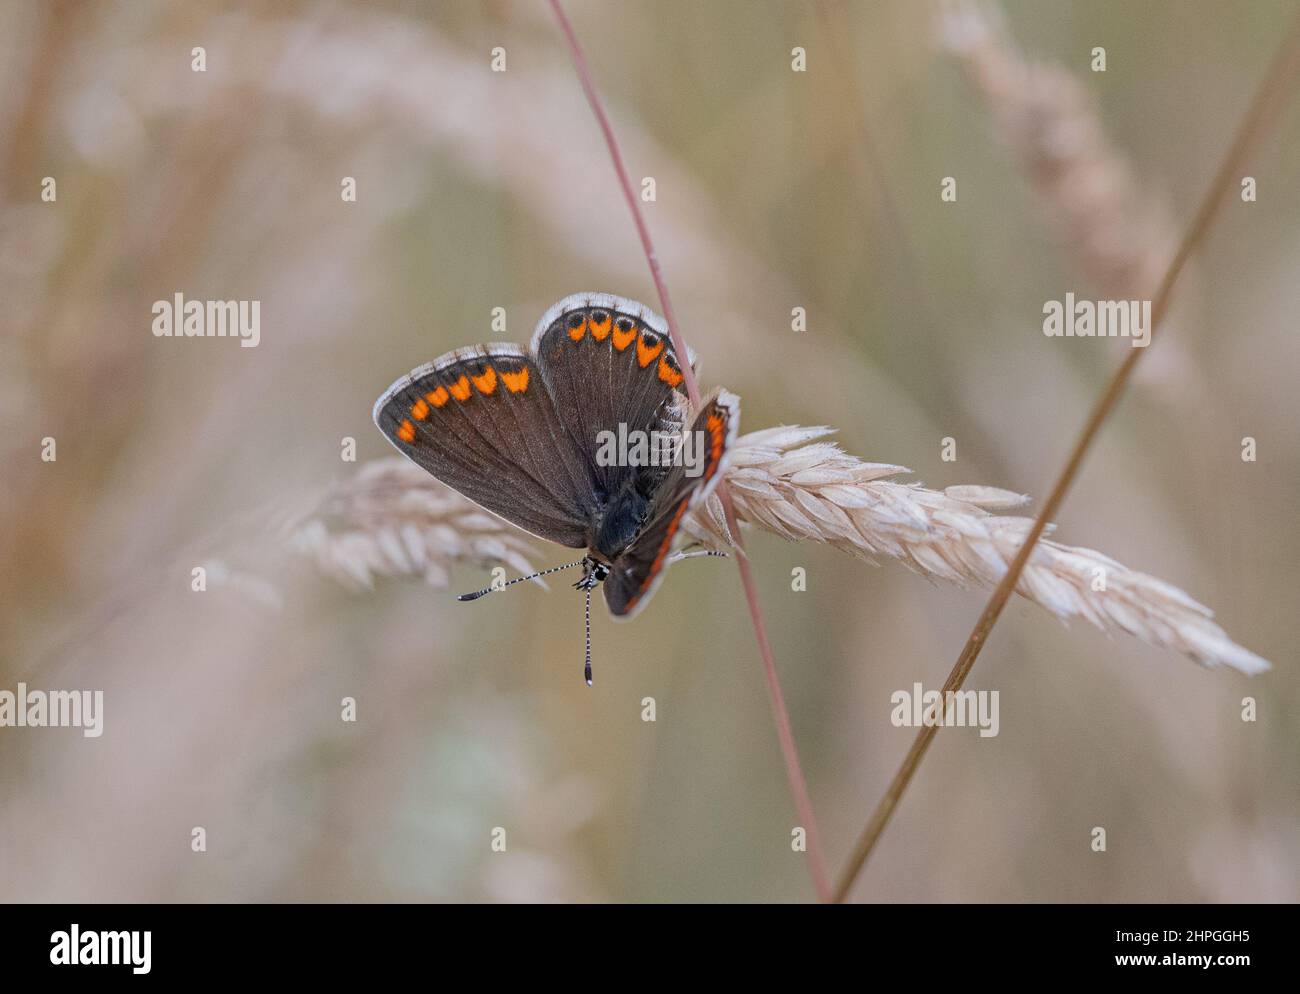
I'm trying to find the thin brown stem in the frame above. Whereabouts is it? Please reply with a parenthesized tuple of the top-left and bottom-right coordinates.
(833, 9, 1300, 904)
(546, 0, 832, 901)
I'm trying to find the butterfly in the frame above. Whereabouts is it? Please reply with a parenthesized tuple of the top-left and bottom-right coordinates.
(373, 292, 739, 683)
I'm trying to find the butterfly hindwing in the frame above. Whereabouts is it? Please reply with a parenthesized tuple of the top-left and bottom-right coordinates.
(373, 344, 596, 547)
(603, 389, 740, 619)
(530, 293, 694, 504)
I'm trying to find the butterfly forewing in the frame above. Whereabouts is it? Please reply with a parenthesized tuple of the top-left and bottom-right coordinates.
(374, 344, 596, 547)
(531, 293, 693, 504)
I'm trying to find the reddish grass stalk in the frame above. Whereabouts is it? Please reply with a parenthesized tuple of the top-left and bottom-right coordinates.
(832, 9, 1300, 904)
(546, 0, 832, 901)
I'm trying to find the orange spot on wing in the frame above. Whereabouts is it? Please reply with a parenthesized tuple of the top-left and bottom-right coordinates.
(589, 312, 612, 341)
(448, 375, 472, 402)
(703, 411, 726, 479)
(410, 397, 429, 420)
(501, 367, 530, 393)
(471, 366, 497, 395)
(426, 386, 449, 408)
(612, 322, 636, 351)
(657, 354, 683, 388)
(636, 333, 665, 368)
(568, 316, 587, 341)
(396, 420, 416, 443)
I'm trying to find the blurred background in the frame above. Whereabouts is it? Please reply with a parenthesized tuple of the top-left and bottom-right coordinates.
(1, 0, 1297, 902)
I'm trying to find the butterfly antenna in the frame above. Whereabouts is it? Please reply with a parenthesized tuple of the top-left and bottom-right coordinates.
(583, 580, 593, 687)
(457, 559, 586, 602)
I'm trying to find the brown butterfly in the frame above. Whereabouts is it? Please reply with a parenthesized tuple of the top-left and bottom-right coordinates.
(373, 293, 738, 683)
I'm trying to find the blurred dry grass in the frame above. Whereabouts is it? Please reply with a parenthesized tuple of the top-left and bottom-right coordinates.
(0, 0, 1297, 902)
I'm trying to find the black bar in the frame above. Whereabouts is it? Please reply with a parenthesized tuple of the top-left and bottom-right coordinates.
(0, 903, 1285, 980)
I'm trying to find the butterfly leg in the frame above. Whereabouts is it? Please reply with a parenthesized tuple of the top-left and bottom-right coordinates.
(666, 546, 729, 565)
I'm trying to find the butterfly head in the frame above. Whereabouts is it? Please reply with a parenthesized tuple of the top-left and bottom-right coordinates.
(573, 557, 611, 591)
